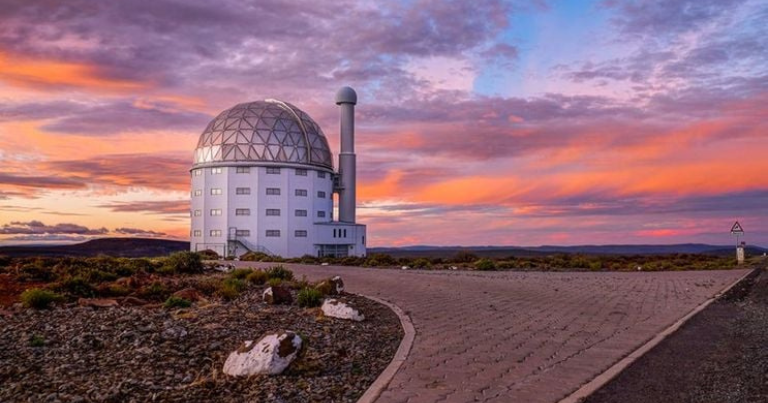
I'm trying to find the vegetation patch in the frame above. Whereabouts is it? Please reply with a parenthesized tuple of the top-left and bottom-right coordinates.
(297, 288, 323, 308)
(21, 288, 64, 309)
(164, 296, 192, 309)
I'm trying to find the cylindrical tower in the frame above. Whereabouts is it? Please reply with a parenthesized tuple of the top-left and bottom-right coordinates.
(335, 86, 357, 223)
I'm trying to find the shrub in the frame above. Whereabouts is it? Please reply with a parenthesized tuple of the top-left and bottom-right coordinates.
(57, 276, 96, 298)
(29, 335, 46, 347)
(246, 270, 268, 285)
(191, 277, 221, 296)
(163, 251, 203, 274)
(298, 254, 319, 264)
(475, 259, 497, 271)
(364, 253, 396, 267)
(454, 251, 479, 263)
(297, 288, 323, 308)
(164, 296, 192, 309)
(412, 258, 432, 269)
(315, 280, 334, 296)
(0, 255, 11, 269)
(17, 261, 55, 282)
(265, 265, 293, 281)
(197, 249, 220, 260)
(240, 251, 271, 262)
(229, 268, 253, 280)
(105, 284, 131, 297)
(21, 288, 64, 309)
(267, 278, 283, 288)
(218, 278, 246, 300)
(139, 281, 168, 300)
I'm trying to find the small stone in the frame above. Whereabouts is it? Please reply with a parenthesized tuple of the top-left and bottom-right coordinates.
(263, 286, 293, 305)
(120, 296, 149, 306)
(321, 298, 365, 322)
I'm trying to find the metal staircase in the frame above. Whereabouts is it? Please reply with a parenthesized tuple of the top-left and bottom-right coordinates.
(227, 228, 273, 258)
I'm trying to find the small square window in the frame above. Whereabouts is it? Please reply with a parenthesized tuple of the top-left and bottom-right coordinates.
(317, 171, 326, 179)
(295, 189, 308, 197)
(295, 209, 307, 217)
(236, 187, 251, 195)
(266, 167, 280, 174)
(210, 230, 222, 237)
(235, 208, 250, 216)
(194, 210, 202, 216)
(210, 209, 222, 216)
(295, 230, 308, 237)
(194, 189, 202, 196)
(235, 230, 250, 236)
(211, 188, 222, 195)
(266, 209, 281, 216)
(265, 230, 280, 237)
(317, 211, 326, 218)
(236, 167, 250, 173)
(193, 230, 201, 237)
(194, 169, 203, 176)
(266, 188, 281, 195)
(211, 167, 223, 174)
(295, 168, 307, 176)
(317, 191, 326, 198)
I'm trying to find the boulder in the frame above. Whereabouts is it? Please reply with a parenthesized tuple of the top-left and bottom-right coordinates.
(223, 332, 303, 376)
(321, 298, 365, 322)
(316, 276, 344, 295)
(262, 286, 293, 305)
(77, 298, 119, 308)
(172, 288, 205, 302)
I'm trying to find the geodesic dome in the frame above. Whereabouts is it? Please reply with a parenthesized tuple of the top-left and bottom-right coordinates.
(193, 100, 333, 169)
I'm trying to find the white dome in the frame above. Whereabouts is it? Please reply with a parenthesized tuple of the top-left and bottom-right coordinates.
(194, 100, 333, 169)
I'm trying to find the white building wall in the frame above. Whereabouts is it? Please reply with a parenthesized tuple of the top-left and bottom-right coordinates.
(190, 163, 357, 258)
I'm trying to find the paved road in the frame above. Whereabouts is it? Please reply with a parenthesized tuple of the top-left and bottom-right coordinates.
(237, 263, 747, 403)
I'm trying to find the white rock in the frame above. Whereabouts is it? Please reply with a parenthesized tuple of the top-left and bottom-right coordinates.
(321, 262, 329, 266)
(321, 299, 365, 322)
(330, 276, 344, 293)
(223, 332, 303, 376)
(401, 266, 409, 270)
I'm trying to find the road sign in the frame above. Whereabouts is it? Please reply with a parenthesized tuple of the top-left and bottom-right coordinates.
(731, 221, 744, 235)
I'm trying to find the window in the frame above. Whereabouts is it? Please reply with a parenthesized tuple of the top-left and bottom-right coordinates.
(363, 236, 365, 245)
(210, 230, 222, 237)
(210, 188, 222, 195)
(193, 169, 203, 176)
(194, 210, 202, 216)
(266, 209, 280, 216)
(317, 211, 326, 218)
(295, 230, 308, 237)
(194, 189, 202, 196)
(210, 209, 222, 216)
(317, 171, 326, 178)
(333, 229, 337, 238)
(193, 230, 201, 237)
(317, 191, 326, 198)
(235, 230, 250, 236)
(295, 168, 307, 176)
(295, 209, 307, 217)
(295, 189, 308, 197)
(236, 187, 251, 195)
(236, 167, 250, 173)
(266, 230, 280, 237)
(211, 167, 223, 174)
(343, 229, 347, 237)
(266, 167, 280, 174)
(235, 208, 250, 216)
(266, 188, 281, 195)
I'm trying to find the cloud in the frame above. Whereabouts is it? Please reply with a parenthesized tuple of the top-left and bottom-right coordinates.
(6, 234, 88, 242)
(0, 220, 108, 235)
(114, 227, 167, 237)
(98, 200, 189, 215)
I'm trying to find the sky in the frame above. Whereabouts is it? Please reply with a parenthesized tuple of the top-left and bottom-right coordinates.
(0, 0, 766, 247)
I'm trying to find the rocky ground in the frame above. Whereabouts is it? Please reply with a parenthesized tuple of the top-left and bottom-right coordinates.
(0, 290, 402, 403)
(584, 267, 768, 403)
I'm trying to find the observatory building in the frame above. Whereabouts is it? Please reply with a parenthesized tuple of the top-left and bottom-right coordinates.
(189, 87, 366, 258)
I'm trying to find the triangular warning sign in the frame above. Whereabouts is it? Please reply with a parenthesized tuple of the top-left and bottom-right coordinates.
(731, 221, 744, 233)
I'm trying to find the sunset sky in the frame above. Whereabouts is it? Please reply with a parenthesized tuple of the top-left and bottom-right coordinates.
(1, 0, 766, 247)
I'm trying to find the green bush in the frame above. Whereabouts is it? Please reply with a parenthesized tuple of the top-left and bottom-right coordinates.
(163, 251, 203, 274)
(246, 270, 268, 285)
(454, 251, 479, 263)
(412, 258, 432, 269)
(21, 288, 64, 309)
(218, 278, 246, 300)
(197, 249, 220, 260)
(139, 281, 168, 300)
(57, 276, 96, 298)
(164, 296, 192, 309)
(229, 268, 253, 280)
(475, 259, 497, 271)
(265, 265, 294, 281)
(297, 288, 323, 308)
(240, 251, 271, 262)
(17, 261, 56, 282)
(267, 278, 283, 287)
(29, 335, 46, 347)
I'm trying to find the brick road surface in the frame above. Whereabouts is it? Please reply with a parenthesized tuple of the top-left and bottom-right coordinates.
(236, 263, 747, 403)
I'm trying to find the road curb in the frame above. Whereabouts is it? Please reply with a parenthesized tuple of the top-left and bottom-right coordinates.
(558, 269, 754, 403)
(357, 295, 415, 403)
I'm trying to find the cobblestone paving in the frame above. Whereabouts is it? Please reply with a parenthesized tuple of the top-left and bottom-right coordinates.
(238, 264, 747, 403)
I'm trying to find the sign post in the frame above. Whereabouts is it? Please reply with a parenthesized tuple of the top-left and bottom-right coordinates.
(731, 221, 745, 264)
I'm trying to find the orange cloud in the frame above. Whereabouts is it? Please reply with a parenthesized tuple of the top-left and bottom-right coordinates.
(0, 52, 147, 92)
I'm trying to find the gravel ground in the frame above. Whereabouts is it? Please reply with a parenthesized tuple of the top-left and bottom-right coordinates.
(584, 267, 768, 403)
(0, 290, 402, 403)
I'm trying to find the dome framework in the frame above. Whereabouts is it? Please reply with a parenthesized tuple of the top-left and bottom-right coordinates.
(194, 100, 334, 169)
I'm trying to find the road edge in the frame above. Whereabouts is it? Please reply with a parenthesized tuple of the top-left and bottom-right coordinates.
(557, 269, 754, 403)
(356, 295, 415, 403)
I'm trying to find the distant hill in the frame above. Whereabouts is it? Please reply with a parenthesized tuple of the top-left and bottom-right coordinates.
(369, 244, 768, 258)
(0, 238, 190, 258)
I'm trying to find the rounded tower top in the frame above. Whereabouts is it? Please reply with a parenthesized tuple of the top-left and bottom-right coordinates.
(193, 100, 333, 169)
(335, 86, 357, 105)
